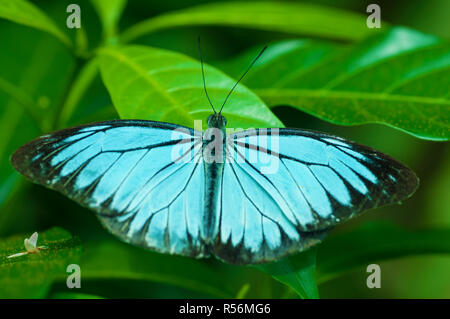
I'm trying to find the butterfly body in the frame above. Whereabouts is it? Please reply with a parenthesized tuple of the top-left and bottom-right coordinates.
(11, 116, 418, 264)
(202, 114, 227, 242)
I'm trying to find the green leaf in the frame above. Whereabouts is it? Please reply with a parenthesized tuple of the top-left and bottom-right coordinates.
(222, 27, 450, 141)
(316, 222, 450, 284)
(0, 0, 71, 47)
(78, 239, 234, 298)
(97, 45, 282, 129)
(90, 0, 127, 41)
(256, 248, 319, 299)
(50, 292, 104, 299)
(120, 2, 383, 43)
(0, 227, 82, 298)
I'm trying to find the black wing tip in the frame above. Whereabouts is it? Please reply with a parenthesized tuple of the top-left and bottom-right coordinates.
(10, 134, 55, 181)
(379, 150, 420, 201)
(10, 142, 30, 176)
(398, 164, 420, 201)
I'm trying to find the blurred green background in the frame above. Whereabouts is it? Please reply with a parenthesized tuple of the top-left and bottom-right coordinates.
(0, 0, 449, 298)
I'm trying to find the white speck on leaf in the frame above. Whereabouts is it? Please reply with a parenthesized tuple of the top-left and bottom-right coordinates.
(7, 232, 48, 259)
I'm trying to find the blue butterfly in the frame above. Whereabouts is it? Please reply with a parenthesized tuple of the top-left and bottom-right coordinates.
(11, 45, 418, 264)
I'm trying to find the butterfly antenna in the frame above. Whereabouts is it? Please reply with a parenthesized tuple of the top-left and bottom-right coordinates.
(219, 45, 267, 114)
(198, 37, 217, 113)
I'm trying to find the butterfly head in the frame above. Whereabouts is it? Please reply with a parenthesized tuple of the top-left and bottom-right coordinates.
(207, 113, 227, 129)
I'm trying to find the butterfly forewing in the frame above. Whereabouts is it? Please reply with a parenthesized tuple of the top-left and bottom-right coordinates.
(12, 120, 209, 258)
(212, 128, 418, 264)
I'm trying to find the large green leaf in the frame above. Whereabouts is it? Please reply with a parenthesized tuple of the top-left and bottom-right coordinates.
(316, 222, 450, 284)
(97, 45, 282, 129)
(222, 27, 450, 141)
(0, 0, 71, 47)
(0, 227, 81, 298)
(120, 2, 382, 43)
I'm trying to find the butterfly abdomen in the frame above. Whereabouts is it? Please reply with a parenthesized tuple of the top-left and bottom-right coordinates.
(203, 161, 224, 243)
(201, 123, 227, 243)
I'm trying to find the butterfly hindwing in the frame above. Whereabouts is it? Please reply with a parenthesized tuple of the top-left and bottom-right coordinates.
(11, 120, 209, 258)
(212, 128, 418, 264)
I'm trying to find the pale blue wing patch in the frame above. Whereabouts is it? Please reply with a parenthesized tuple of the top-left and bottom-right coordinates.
(283, 159, 332, 218)
(79, 125, 111, 132)
(90, 150, 148, 205)
(75, 152, 121, 189)
(51, 132, 103, 167)
(328, 157, 368, 194)
(309, 165, 351, 205)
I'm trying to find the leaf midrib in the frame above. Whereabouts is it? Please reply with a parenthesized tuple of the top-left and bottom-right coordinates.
(258, 88, 450, 105)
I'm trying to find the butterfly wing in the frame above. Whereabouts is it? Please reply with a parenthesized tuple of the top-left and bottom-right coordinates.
(12, 120, 209, 258)
(213, 128, 418, 264)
